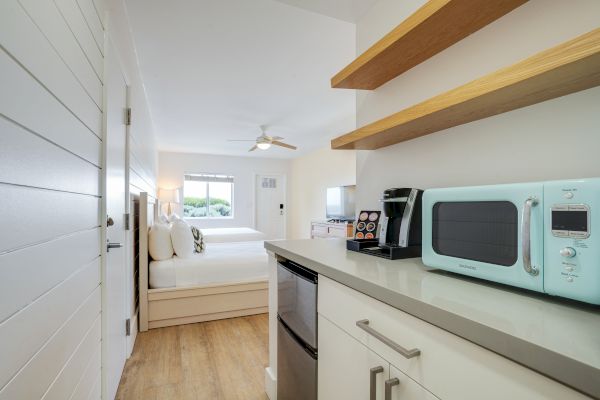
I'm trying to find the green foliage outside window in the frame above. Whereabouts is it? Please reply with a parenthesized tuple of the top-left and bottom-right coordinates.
(184, 197, 232, 217)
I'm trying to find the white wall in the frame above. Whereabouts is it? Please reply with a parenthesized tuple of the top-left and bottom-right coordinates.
(159, 151, 290, 230)
(355, 0, 600, 211)
(0, 0, 105, 398)
(288, 146, 357, 239)
(106, 0, 158, 197)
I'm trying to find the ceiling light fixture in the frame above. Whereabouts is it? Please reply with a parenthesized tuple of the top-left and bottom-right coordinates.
(226, 126, 297, 152)
(256, 142, 271, 150)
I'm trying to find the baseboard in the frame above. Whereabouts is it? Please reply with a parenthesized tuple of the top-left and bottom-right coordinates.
(265, 366, 276, 400)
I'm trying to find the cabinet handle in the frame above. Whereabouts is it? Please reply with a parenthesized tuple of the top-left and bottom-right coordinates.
(384, 378, 400, 400)
(370, 366, 384, 400)
(356, 319, 421, 359)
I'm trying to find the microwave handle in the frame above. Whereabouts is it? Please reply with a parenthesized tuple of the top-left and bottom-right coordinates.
(522, 197, 540, 277)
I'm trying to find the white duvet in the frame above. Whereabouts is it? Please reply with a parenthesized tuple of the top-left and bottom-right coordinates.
(199, 227, 266, 243)
(149, 240, 268, 289)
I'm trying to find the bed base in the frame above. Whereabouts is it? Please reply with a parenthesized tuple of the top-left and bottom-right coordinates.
(137, 193, 268, 332)
(147, 280, 268, 329)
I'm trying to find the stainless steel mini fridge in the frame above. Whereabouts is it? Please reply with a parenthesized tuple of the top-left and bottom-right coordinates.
(277, 260, 318, 400)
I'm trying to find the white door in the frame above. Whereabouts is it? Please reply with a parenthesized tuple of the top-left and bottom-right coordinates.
(255, 174, 286, 239)
(103, 39, 128, 400)
(318, 315, 389, 400)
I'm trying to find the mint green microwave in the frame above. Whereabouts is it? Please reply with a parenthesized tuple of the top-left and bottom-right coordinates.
(422, 178, 600, 305)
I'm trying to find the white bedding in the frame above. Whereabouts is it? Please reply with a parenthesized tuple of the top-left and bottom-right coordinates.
(149, 241, 268, 289)
(199, 227, 266, 243)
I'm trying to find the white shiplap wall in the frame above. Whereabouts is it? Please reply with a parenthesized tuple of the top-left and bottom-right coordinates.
(0, 0, 104, 399)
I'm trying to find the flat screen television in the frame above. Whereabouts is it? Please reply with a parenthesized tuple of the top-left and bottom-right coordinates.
(326, 185, 356, 221)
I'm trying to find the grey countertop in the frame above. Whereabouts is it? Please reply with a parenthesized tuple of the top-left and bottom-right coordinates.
(265, 238, 600, 399)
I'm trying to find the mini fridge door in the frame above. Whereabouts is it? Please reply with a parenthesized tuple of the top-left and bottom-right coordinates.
(277, 319, 317, 400)
(277, 261, 317, 349)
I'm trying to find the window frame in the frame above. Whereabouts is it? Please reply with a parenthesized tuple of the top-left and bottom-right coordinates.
(183, 173, 235, 219)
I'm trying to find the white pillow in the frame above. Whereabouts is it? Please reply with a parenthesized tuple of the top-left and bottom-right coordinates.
(168, 213, 182, 223)
(171, 220, 195, 258)
(148, 223, 174, 261)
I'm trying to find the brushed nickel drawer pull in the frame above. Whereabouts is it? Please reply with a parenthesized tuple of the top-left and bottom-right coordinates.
(370, 366, 384, 400)
(385, 378, 400, 400)
(356, 319, 421, 359)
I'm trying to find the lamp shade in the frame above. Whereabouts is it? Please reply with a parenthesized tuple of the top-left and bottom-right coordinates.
(158, 188, 180, 204)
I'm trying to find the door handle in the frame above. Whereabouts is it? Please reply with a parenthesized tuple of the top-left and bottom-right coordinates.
(384, 378, 400, 400)
(107, 242, 124, 252)
(356, 320, 420, 359)
(522, 197, 539, 276)
(370, 366, 384, 400)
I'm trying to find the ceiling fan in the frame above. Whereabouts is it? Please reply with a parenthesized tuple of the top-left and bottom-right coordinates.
(227, 126, 297, 152)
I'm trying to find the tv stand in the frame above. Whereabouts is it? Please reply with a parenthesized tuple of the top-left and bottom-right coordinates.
(311, 220, 354, 239)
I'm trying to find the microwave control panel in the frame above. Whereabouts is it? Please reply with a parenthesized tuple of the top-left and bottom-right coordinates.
(550, 204, 590, 239)
(544, 179, 600, 305)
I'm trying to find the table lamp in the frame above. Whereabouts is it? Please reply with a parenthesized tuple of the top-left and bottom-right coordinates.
(158, 188, 180, 216)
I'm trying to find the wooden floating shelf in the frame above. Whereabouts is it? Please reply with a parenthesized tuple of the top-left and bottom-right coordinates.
(331, 28, 600, 150)
(331, 0, 528, 90)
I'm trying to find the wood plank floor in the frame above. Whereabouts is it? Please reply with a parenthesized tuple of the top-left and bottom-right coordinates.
(116, 314, 269, 400)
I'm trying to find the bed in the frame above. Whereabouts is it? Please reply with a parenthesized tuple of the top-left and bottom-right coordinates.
(137, 193, 269, 331)
(149, 241, 268, 288)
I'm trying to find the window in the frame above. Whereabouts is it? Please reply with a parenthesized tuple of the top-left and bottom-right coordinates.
(183, 173, 234, 218)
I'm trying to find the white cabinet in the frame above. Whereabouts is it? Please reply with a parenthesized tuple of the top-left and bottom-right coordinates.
(319, 314, 438, 400)
(319, 314, 388, 400)
(318, 275, 591, 400)
(310, 220, 353, 239)
(388, 365, 438, 400)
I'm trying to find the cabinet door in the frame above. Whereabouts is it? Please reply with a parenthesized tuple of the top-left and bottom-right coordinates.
(318, 314, 388, 400)
(328, 226, 347, 237)
(388, 365, 439, 400)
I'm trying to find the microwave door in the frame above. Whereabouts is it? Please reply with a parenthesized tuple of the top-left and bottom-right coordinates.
(423, 183, 544, 293)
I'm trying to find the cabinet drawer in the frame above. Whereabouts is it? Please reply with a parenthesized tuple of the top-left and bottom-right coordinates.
(312, 224, 328, 235)
(328, 226, 347, 237)
(318, 276, 590, 400)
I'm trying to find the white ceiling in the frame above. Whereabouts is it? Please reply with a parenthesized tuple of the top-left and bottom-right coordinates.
(125, 0, 360, 158)
(273, 0, 378, 23)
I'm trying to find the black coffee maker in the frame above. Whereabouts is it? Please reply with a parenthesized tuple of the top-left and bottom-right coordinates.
(379, 188, 423, 248)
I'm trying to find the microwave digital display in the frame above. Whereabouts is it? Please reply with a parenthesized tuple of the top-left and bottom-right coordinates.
(551, 210, 587, 232)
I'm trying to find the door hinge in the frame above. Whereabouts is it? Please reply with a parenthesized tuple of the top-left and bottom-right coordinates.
(124, 213, 130, 230)
(125, 107, 132, 126)
(126, 318, 131, 336)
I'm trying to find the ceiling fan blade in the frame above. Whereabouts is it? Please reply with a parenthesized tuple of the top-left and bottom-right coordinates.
(272, 140, 297, 150)
(248, 145, 258, 152)
(271, 136, 284, 141)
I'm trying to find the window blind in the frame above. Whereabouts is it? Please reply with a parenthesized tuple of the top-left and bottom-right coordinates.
(184, 173, 234, 183)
